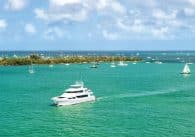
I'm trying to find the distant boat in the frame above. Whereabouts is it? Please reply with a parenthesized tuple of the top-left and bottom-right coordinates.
(29, 64, 35, 74)
(13, 54, 18, 58)
(155, 61, 162, 64)
(49, 64, 53, 68)
(181, 63, 191, 74)
(65, 63, 70, 66)
(118, 61, 128, 66)
(110, 62, 116, 68)
(90, 62, 97, 68)
(95, 62, 100, 65)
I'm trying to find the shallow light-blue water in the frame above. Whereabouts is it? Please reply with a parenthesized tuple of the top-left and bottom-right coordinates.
(1, 62, 195, 137)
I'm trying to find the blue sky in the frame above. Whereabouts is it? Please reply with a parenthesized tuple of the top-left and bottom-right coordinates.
(0, 0, 195, 50)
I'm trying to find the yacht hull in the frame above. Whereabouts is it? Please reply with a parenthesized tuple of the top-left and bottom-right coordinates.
(52, 96, 95, 106)
(180, 72, 191, 74)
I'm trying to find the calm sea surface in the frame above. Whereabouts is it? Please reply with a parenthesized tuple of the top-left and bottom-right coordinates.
(1, 52, 195, 137)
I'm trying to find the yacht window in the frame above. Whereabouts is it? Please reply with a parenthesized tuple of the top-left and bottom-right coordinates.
(76, 95, 88, 98)
(66, 90, 83, 93)
(59, 97, 65, 98)
(68, 97, 76, 99)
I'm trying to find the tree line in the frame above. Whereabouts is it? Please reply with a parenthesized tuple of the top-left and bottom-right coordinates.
(0, 54, 142, 66)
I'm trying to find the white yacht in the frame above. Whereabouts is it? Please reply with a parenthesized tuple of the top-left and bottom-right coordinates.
(181, 63, 191, 74)
(118, 61, 128, 66)
(51, 81, 95, 106)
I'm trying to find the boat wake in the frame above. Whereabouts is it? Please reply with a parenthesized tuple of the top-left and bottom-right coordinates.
(97, 87, 185, 101)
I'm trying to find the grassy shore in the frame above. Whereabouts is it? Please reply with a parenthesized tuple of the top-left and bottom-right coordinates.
(0, 54, 142, 66)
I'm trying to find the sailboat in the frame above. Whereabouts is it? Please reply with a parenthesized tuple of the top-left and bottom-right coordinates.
(49, 60, 54, 68)
(110, 57, 116, 67)
(48, 52, 54, 68)
(181, 63, 191, 74)
(29, 64, 35, 74)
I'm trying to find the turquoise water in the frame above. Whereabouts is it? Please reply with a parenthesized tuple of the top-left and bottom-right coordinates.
(1, 63, 195, 137)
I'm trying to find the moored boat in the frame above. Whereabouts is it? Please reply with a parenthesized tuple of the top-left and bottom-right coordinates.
(181, 63, 191, 74)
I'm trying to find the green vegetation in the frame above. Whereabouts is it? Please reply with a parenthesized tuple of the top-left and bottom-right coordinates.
(0, 54, 142, 66)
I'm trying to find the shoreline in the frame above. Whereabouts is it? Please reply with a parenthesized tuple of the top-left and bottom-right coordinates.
(0, 55, 142, 66)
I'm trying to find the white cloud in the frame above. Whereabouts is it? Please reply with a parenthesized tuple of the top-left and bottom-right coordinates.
(24, 23, 36, 34)
(50, 0, 81, 6)
(117, 20, 129, 31)
(102, 30, 118, 40)
(0, 19, 7, 30)
(33, 0, 195, 40)
(43, 27, 64, 40)
(152, 27, 169, 39)
(34, 0, 89, 23)
(34, 8, 48, 20)
(96, 0, 107, 10)
(116, 18, 145, 33)
(87, 32, 92, 37)
(112, 2, 125, 14)
(34, 0, 126, 23)
(5, 0, 27, 11)
(188, 0, 195, 6)
(184, 8, 195, 16)
(152, 9, 177, 20)
(130, 20, 145, 33)
(96, 0, 126, 15)
(130, 0, 157, 8)
(50, 8, 88, 22)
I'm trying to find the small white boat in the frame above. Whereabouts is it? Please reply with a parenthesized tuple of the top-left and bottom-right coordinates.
(13, 54, 18, 58)
(51, 81, 95, 106)
(181, 63, 191, 74)
(155, 61, 162, 64)
(110, 62, 116, 68)
(28, 65, 35, 74)
(49, 64, 53, 68)
(118, 61, 128, 66)
(65, 63, 70, 66)
(90, 62, 97, 68)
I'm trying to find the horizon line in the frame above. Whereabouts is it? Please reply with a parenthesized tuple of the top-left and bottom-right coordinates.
(1, 50, 195, 52)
